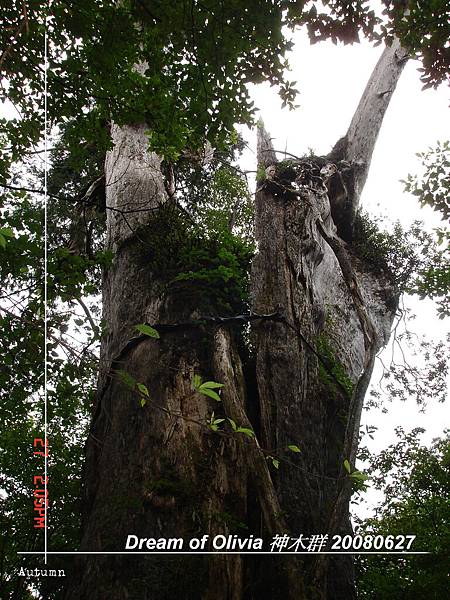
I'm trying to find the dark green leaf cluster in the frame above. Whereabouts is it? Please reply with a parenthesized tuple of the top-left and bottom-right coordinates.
(174, 232, 253, 312)
(137, 204, 254, 314)
(353, 213, 449, 317)
(1, 4, 448, 597)
(174, 141, 254, 244)
(411, 248, 450, 318)
(2, 1, 448, 177)
(0, 196, 44, 393)
(284, 0, 379, 45)
(356, 429, 450, 599)
(2, 0, 294, 169)
(381, 0, 450, 90)
(402, 140, 449, 221)
(0, 194, 95, 599)
(48, 247, 112, 303)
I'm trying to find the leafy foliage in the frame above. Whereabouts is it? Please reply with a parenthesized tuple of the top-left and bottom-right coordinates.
(227, 418, 255, 439)
(287, 444, 301, 453)
(0, 122, 105, 600)
(356, 429, 450, 599)
(1, 0, 293, 173)
(193, 375, 224, 402)
(402, 140, 450, 220)
(401, 141, 450, 317)
(343, 459, 369, 492)
(135, 323, 160, 339)
(137, 202, 254, 314)
(370, 328, 448, 412)
(172, 229, 254, 313)
(381, 0, 450, 90)
(208, 412, 225, 432)
(1, 0, 448, 180)
(0, 193, 93, 599)
(353, 213, 449, 317)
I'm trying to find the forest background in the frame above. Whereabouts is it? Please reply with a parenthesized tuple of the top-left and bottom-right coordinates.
(0, 1, 448, 599)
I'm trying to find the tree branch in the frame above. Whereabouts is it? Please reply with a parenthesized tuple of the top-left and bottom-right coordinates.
(75, 297, 100, 337)
(257, 119, 278, 167)
(336, 38, 409, 205)
(0, 183, 63, 200)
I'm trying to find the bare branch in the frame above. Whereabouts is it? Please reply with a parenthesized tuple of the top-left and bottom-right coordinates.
(75, 297, 100, 337)
(256, 119, 277, 167)
(336, 38, 409, 204)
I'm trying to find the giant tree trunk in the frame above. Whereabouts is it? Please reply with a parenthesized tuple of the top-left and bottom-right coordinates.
(65, 41, 407, 600)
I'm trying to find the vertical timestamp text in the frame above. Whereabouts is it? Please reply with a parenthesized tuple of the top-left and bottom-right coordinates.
(33, 438, 48, 529)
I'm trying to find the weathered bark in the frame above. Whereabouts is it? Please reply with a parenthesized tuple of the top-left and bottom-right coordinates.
(65, 42, 406, 600)
(328, 39, 408, 240)
(252, 123, 397, 599)
(65, 123, 302, 600)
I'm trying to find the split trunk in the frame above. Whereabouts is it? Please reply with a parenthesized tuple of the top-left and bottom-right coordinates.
(65, 40, 408, 600)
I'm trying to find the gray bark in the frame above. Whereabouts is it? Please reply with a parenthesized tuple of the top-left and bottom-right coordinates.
(343, 38, 409, 196)
(65, 41, 406, 600)
(328, 38, 409, 239)
(66, 123, 301, 599)
(252, 123, 397, 598)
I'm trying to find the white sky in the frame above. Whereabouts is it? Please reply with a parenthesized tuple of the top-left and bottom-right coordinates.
(240, 30, 449, 513)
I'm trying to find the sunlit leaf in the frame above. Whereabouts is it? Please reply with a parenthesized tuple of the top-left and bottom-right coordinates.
(135, 323, 160, 338)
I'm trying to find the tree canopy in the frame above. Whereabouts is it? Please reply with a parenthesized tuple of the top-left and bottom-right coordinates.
(0, 1, 449, 599)
(1, 0, 449, 174)
(356, 429, 450, 599)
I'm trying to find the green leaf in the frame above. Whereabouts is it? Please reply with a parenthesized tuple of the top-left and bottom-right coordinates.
(209, 417, 225, 432)
(288, 444, 301, 453)
(198, 387, 222, 402)
(343, 459, 352, 473)
(0, 235, 5, 249)
(350, 471, 369, 481)
(137, 383, 149, 397)
(228, 418, 237, 431)
(0, 227, 14, 238)
(135, 323, 160, 338)
(236, 427, 255, 438)
(140, 398, 147, 407)
(116, 369, 136, 390)
(199, 381, 224, 390)
(272, 458, 280, 469)
(192, 374, 202, 390)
